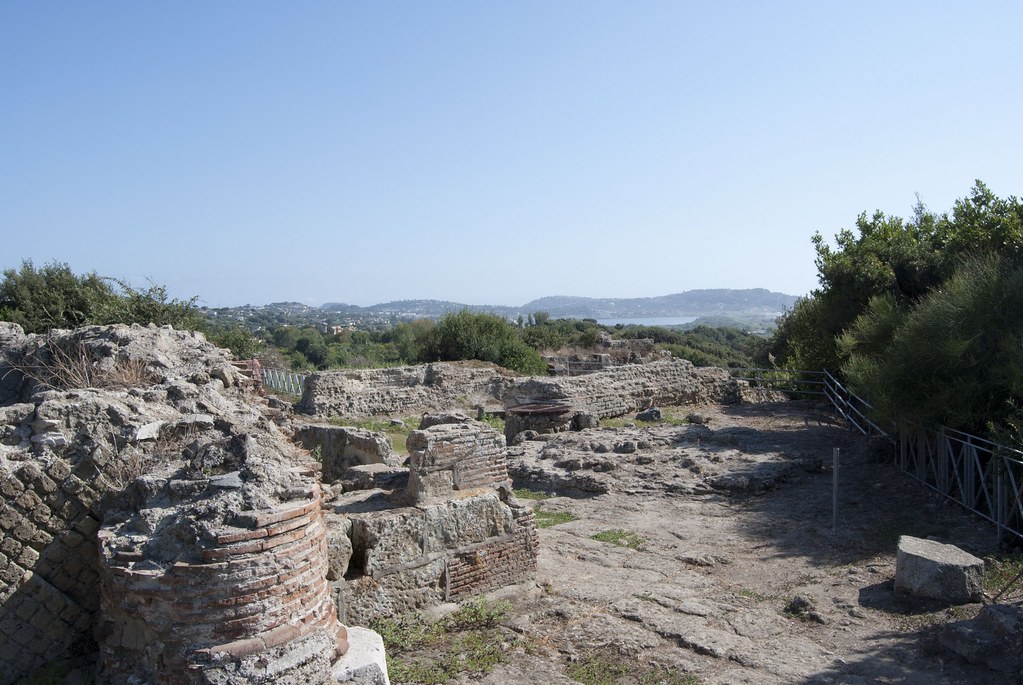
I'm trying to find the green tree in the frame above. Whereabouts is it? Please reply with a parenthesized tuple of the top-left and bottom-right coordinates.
(204, 323, 263, 359)
(841, 254, 1023, 436)
(766, 181, 1023, 374)
(421, 310, 547, 374)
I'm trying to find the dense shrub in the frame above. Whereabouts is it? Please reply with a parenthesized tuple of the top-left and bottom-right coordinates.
(0, 260, 201, 333)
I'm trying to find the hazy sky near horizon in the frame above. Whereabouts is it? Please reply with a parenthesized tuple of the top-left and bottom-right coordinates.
(3, 2, 1021, 308)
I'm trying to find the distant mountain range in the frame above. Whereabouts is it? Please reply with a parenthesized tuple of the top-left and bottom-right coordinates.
(205, 289, 798, 331)
(316, 288, 797, 319)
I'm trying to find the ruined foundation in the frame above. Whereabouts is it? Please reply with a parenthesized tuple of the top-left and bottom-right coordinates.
(325, 419, 538, 625)
(0, 324, 361, 683)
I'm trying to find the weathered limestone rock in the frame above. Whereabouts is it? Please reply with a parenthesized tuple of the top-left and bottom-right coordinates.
(407, 421, 510, 503)
(636, 407, 663, 422)
(297, 362, 517, 419)
(894, 535, 984, 603)
(0, 324, 372, 684)
(939, 604, 1023, 672)
(333, 626, 390, 685)
(418, 411, 474, 429)
(294, 424, 399, 482)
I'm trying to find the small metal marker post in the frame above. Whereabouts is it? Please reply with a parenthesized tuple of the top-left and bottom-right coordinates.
(832, 447, 840, 533)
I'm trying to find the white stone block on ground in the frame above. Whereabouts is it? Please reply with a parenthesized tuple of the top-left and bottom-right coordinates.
(894, 535, 983, 603)
(334, 626, 390, 685)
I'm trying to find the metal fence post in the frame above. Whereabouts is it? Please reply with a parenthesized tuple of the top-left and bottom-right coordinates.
(997, 457, 1005, 545)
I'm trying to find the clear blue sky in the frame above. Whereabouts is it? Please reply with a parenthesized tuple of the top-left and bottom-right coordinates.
(2, 2, 1021, 308)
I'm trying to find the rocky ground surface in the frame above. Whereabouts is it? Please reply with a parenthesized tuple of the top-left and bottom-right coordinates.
(429, 401, 1017, 685)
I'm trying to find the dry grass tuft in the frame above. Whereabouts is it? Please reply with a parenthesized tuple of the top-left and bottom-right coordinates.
(11, 337, 155, 391)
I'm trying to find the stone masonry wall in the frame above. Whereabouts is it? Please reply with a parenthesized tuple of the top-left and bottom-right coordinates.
(406, 422, 509, 503)
(332, 420, 538, 624)
(509, 358, 771, 419)
(299, 357, 779, 424)
(0, 323, 358, 683)
(0, 457, 105, 682)
(298, 362, 517, 419)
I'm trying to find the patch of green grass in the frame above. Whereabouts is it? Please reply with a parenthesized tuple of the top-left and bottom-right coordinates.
(534, 506, 578, 528)
(599, 417, 632, 429)
(984, 553, 1023, 599)
(479, 414, 505, 432)
(372, 599, 515, 685)
(739, 588, 768, 602)
(591, 529, 645, 550)
(662, 416, 690, 427)
(567, 653, 699, 685)
(514, 487, 554, 500)
(329, 415, 420, 455)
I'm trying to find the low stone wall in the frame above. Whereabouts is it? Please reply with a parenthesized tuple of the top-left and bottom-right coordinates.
(508, 358, 770, 419)
(299, 358, 779, 424)
(297, 363, 517, 419)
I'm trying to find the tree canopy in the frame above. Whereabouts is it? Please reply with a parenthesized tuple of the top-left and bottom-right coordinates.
(0, 260, 202, 333)
(764, 181, 1023, 442)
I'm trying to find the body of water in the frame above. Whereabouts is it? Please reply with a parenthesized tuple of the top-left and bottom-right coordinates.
(588, 316, 698, 327)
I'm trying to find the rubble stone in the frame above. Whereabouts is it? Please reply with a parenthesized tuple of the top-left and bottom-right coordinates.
(894, 535, 984, 603)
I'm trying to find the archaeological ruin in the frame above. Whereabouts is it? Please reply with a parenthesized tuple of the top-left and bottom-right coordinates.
(0, 321, 780, 683)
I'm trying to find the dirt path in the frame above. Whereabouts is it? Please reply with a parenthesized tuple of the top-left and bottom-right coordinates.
(462, 401, 1013, 685)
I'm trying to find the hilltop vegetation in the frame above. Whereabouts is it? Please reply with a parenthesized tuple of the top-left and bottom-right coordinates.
(261, 311, 763, 373)
(0, 262, 765, 375)
(764, 181, 1023, 444)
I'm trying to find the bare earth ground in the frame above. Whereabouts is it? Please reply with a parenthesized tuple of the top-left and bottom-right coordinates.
(443, 401, 1017, 685)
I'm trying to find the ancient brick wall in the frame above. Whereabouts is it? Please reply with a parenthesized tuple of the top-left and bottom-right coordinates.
(97, 480, 346, 685)
(446, 499, 538, 600)
(298, 362, 517, 419)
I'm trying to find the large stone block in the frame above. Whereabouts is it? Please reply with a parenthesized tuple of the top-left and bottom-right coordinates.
(939, 604, 1023, 672)
(894, 535, 983, 604)
(295, 425, 398, 483)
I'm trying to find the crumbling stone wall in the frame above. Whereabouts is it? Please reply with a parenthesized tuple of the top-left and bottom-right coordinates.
(0, 324, 355, 683)
(97, 479, 346, 684)
(406, 422, 509, 503)
(294, 424, 400, 483)
(509, 358, 774, 419)
(298, 362, 517, 419)
(299, 357, 779, 424)
(330, 420, 538, 624)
